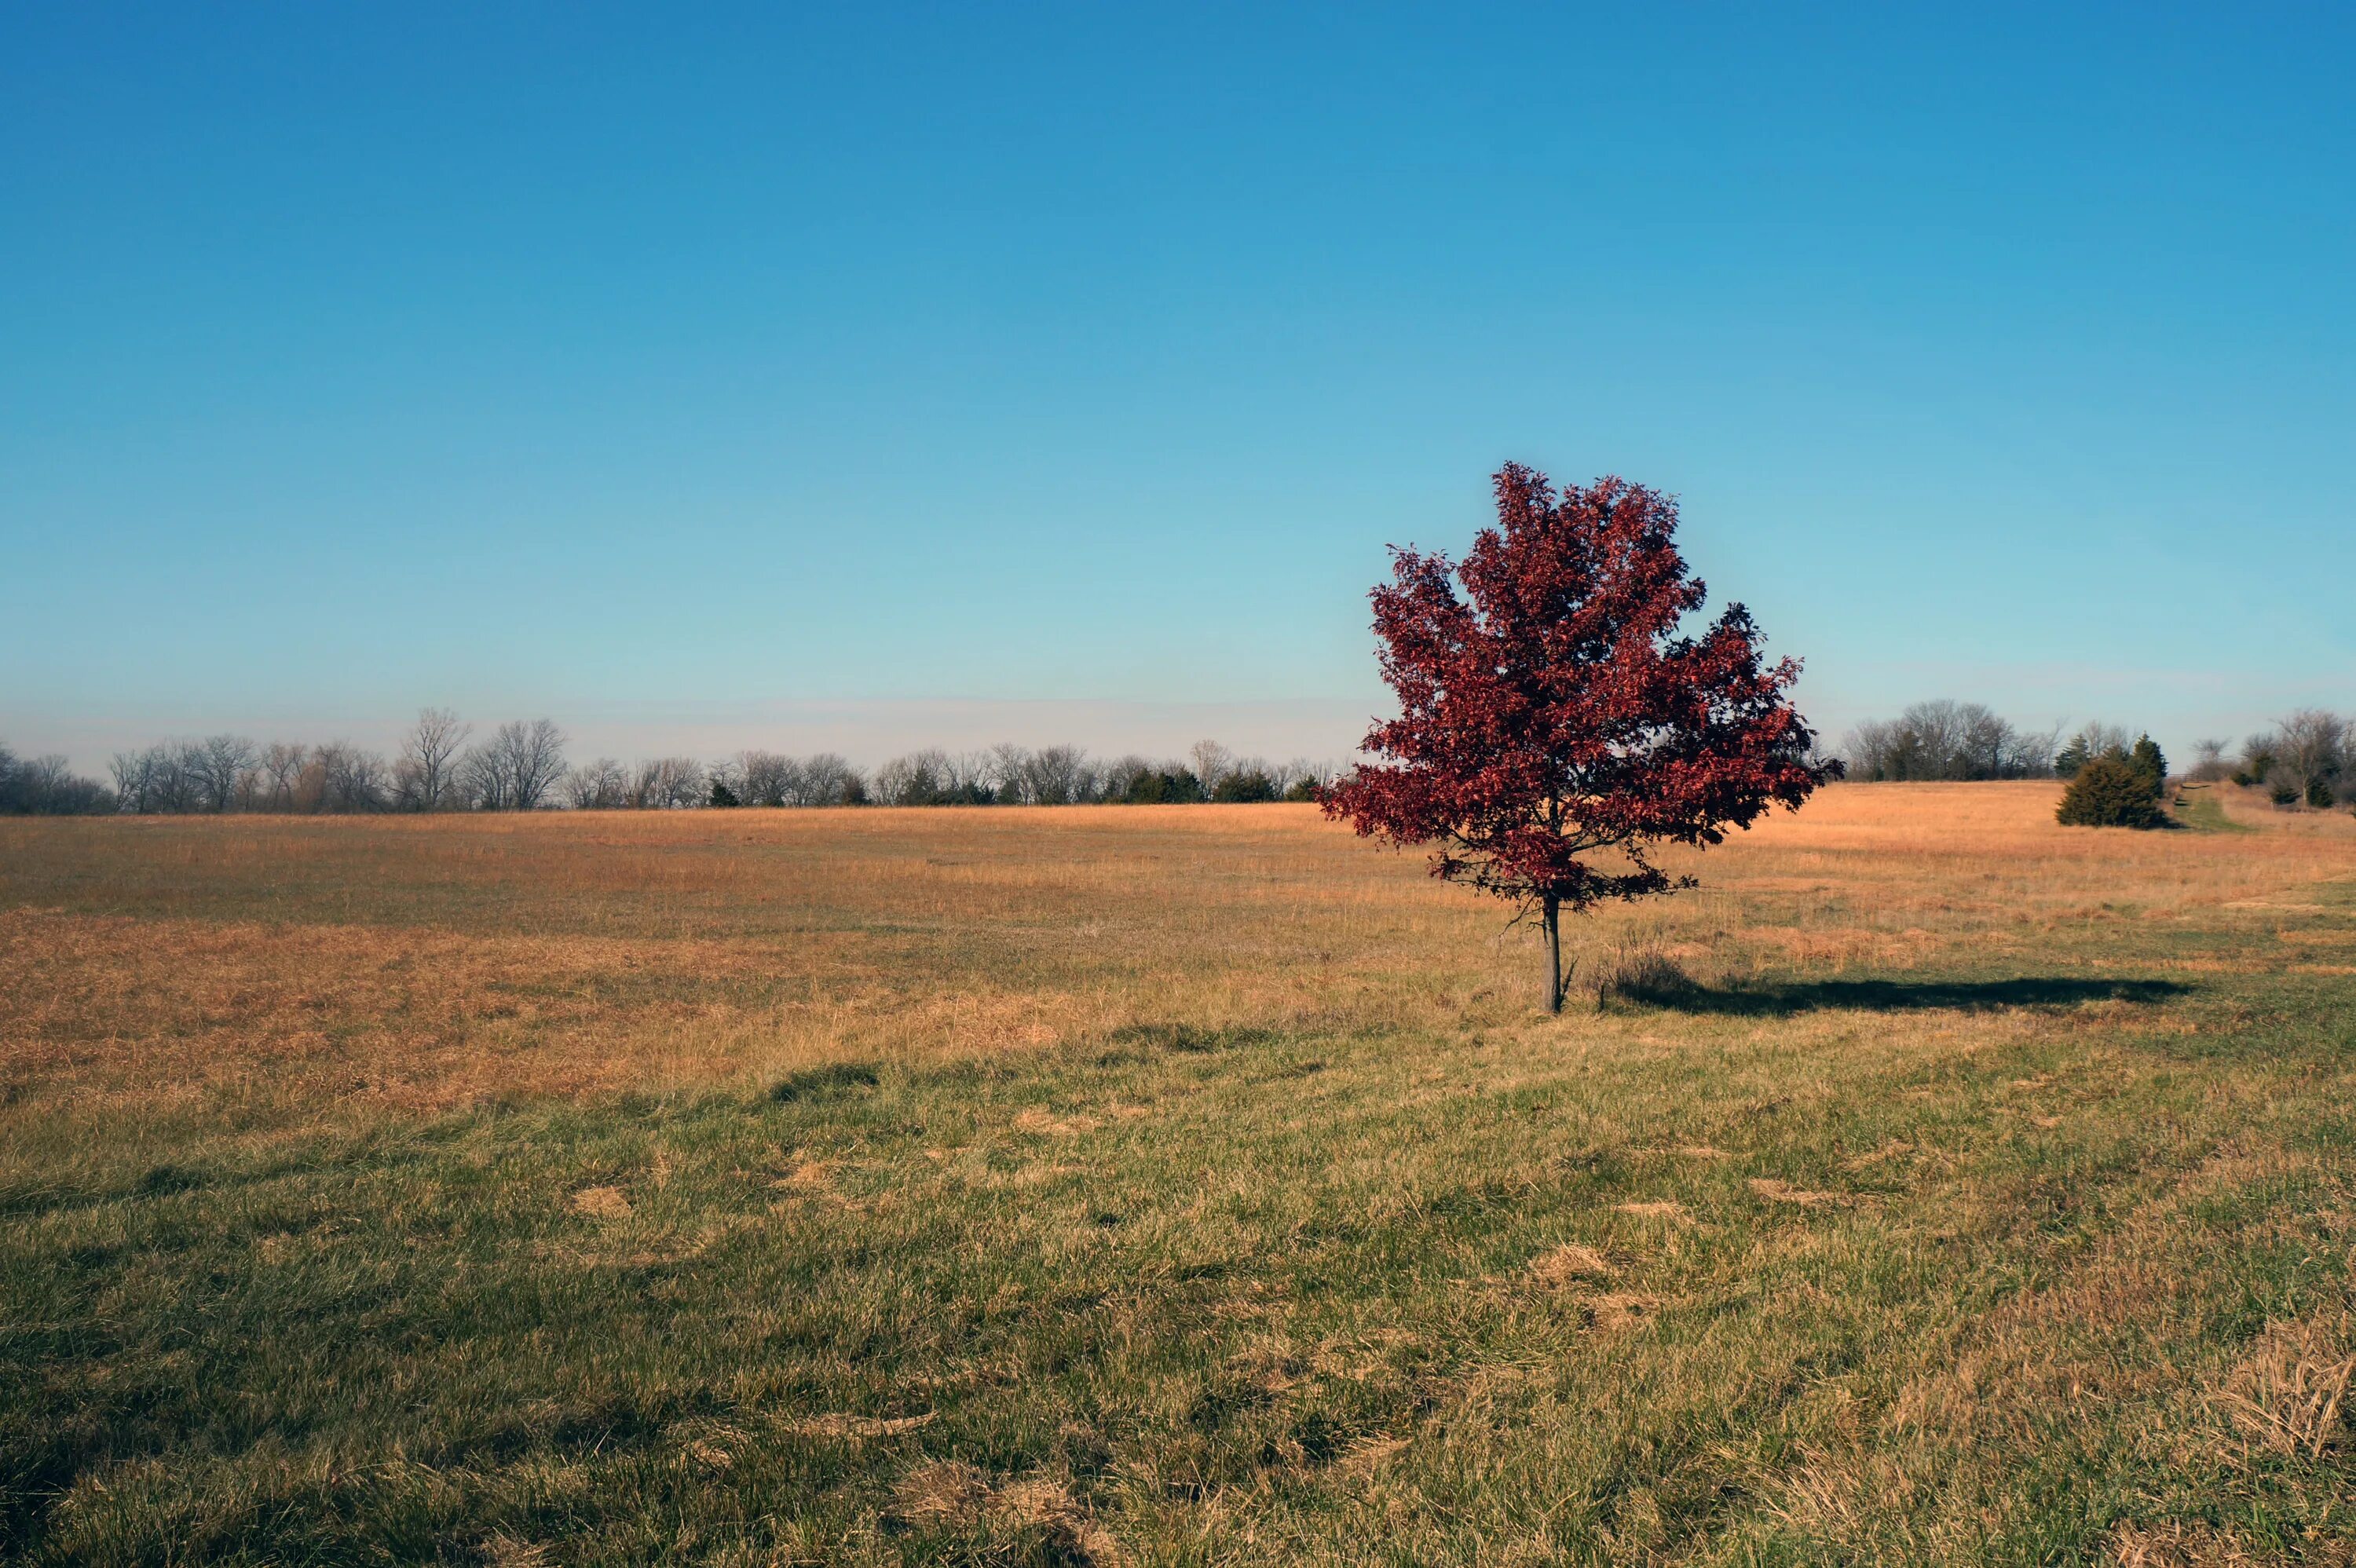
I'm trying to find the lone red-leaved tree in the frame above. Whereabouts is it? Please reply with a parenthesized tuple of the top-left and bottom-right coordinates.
(1323, 463, 1837, 1011)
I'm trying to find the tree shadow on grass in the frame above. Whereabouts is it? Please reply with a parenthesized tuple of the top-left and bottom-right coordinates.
(1629, 975, 2190, 1018)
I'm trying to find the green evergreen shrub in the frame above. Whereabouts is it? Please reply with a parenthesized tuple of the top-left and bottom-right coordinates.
(1122, 768, 1205, 804)
(2055, 755, 2167, 828)
(1211, 769, 1279, 802)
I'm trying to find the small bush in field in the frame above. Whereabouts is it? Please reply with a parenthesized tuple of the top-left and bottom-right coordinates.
(2056, 755, 2167, 828)
(2308, 777, 2337, 808)
(2270, 781, 2301, 807)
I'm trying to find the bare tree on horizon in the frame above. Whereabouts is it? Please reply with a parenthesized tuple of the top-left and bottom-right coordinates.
(400, 708, 470, 811)
(1188, 740, 1233, 793)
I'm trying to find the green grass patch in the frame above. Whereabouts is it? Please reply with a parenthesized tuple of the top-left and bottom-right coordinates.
(2172, 787, 2254, 832)
(8, 955, 2356, 1563)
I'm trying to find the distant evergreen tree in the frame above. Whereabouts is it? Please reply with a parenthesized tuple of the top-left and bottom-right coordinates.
(2128, 735, 2166, 795)
(1210, 769, 1280, 802)
(2054, 735, 2090, 780)
(2055, 755, 2167, 828)
(1122, 768, 1205, 805)
(708, 777, 741, 808)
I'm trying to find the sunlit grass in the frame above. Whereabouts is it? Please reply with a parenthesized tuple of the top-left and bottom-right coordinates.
(3, 784, 2354, 1563)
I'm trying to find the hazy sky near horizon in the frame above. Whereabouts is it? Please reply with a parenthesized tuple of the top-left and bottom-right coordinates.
(5, 3, 2351, 772)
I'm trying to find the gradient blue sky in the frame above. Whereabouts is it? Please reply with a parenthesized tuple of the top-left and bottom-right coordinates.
(5, 3, 2351, 771)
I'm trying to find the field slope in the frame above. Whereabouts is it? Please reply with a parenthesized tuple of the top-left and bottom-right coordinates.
(5, 783, 2355, 1564)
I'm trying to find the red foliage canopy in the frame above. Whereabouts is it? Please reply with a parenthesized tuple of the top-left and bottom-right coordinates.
(1324, 463, 1835, 932)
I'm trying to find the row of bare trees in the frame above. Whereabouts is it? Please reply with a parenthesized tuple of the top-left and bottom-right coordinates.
(1839, 701, 2062, 781)
(24, 700, 2354, 817)
(6, 711, 1336, 814)
(1839, 702, 2356, 808)
(555, 751, 866, 810)
(2183, 710, 2353, 806)
(1844, 711, 2171, 785)
(562, 744, 1331, 810)
(101, 714, 569, 814)
(856, 742, 1328, 807)
(0, 740, 113, 815)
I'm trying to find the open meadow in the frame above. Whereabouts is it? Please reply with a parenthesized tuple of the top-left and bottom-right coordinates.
(5, 783, 2356, 1565)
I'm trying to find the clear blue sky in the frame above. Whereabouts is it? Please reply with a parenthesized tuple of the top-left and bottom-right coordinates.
(5, 3, 2351, 770)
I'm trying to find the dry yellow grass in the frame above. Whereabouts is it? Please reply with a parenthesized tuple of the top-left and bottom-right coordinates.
(5, 783, 2351, 1121)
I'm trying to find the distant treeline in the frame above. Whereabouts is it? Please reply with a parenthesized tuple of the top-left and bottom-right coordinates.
(2204, 711, 2353, 808)
(1843, 704, 2173, 784)
(1843, 701, 2355, 808)
(18, 700, 2351, 817)
(1839, 702, 2062, 781)
(0, 712, 1336, 816)
(0, 744, 114, 816)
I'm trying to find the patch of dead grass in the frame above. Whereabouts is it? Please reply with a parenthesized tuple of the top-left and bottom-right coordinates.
(1587, 1292, 1663, 1332)
(887, 1462, 1122, 1564)
(1013, 1106, 1100, 1137)
(2212, 1314, 2355, 1460)
(2110, 1520, 2274, 1567)
(483, 1534, 557, 1568)
(1527, 1242, 1614, 1285)
(1339, 1433, 1412, 1474)
(1615, 1200, 1692, 1223)
(569, 1185, 631, 1219)
(792, 1411, 937, 1442)
(890, 1460, 992, 1524)
(1749, 1177, 1853, 1208)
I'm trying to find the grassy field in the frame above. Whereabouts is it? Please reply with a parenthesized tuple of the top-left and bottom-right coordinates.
(5, 783, 2356, 1565)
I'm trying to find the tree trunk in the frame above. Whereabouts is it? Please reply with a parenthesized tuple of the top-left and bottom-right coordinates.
(1542, 894, 1564, 1014)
